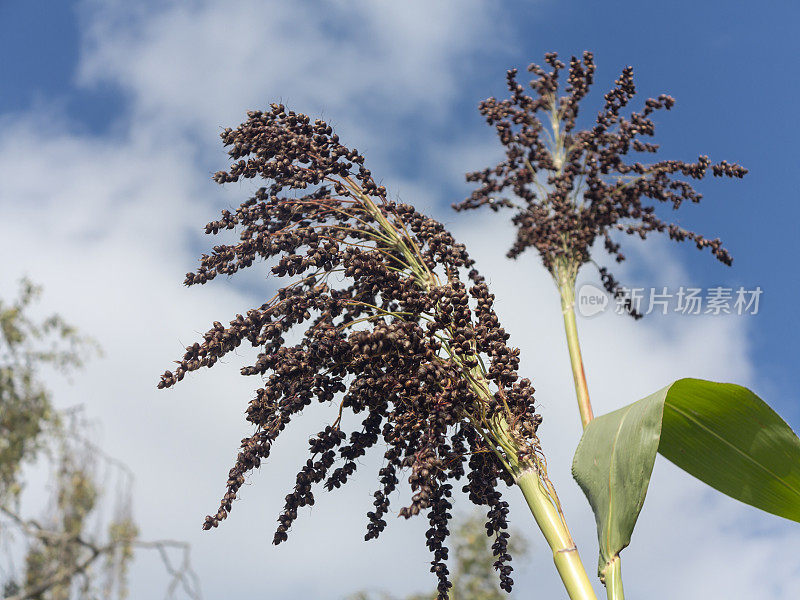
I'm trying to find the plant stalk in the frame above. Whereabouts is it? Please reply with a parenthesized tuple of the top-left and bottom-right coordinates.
(557, 275, 593, 429)
(515, 469, 598, 600)
(556, 270, 626, 600)
(602, 556, 624, 600)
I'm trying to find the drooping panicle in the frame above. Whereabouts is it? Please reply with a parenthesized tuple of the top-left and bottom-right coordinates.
(159, 104, 543, 597)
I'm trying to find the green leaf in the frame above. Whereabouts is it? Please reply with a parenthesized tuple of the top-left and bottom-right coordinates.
(571, 378, 800, 577)
(570, 386, 665, 576)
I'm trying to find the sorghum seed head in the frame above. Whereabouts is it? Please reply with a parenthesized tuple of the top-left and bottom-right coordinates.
(455, 52, 747, 317)
(160, 104, 542, 597)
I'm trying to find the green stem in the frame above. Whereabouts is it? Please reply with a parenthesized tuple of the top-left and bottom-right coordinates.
(515, 469, 598, 600)
(557, 275, 594, 429)
(602, 556, 625, 600)
(556, 268, 626, 599)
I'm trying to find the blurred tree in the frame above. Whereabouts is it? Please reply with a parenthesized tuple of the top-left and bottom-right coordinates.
(0, 280, 201, 600)
(0, 278, 89, 508)
(349, 514, 528, 600)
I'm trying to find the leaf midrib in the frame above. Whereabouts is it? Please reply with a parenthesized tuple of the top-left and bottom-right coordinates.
(666, 402, 800, 500)
(604, 404, 633, 559)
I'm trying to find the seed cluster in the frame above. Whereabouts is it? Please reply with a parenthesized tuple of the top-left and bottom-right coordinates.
(455, 52, 747, 316)
(159, 105, 544, 597)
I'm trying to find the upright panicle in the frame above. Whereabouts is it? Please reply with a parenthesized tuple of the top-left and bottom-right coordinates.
(456, 52, 746, 316)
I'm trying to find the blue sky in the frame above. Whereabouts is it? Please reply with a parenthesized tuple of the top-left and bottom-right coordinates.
(2, 1, 799, 599)
(4, 0, 798, 415)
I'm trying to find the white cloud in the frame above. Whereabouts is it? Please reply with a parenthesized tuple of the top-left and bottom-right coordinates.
(76, 0, 507, 158)
(2, 1, 797, 599)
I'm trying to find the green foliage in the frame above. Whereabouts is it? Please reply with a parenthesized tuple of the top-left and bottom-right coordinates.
(0, 280, 138, 599)
(0, 280, 198, 600)
(104, 518, 139, 600)
(572, 378, 800, 579)
(570, 387, 662, 577)
(23, 452, 100, 600)
(19, 445, 138, 600)
(659, 379, 800, 521)
(0, 279, 96, 505)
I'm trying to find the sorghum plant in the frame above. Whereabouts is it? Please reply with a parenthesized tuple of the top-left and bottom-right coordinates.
(456, 51, 746, 428)
(159, 106, 597, 599)
(454, 53, 799, 600)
